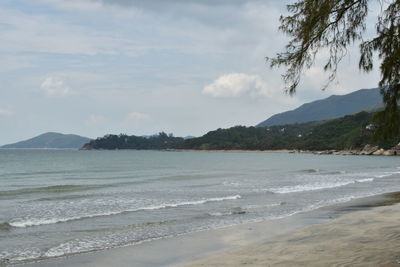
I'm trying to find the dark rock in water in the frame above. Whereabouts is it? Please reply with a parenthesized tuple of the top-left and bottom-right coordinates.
(0, 222, 12, 231)
(231, 207, 246, 215)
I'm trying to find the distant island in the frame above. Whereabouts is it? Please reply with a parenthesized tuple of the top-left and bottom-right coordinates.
(81, 132, 183, 150)
(1, 132, 91, 149)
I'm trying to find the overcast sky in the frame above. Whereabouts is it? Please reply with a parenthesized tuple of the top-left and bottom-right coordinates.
(0, 0, 381, 144)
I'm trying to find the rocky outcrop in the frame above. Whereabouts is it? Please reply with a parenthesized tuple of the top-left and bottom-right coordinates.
(391, 143, 400, 155)
(383, 150, 396, 156)
(313, 150, 337, 155)
(372, 148, 385, 155)
(360, 144, 379, 155)
(382, 143, 400, 156)
(311, 143, 400, 156)
(334, 150, 359, 155)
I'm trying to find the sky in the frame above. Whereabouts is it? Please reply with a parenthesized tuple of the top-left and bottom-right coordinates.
(0, 0, 381, 145)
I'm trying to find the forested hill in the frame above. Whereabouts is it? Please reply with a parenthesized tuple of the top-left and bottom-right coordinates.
(81, 112, 398, 151)
(180, 111, 397, 151)
(256, 88, 382, 127)
(81, 132, 184, 150)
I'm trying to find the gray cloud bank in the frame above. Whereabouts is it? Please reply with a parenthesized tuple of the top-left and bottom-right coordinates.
(0, 0, 381, 145)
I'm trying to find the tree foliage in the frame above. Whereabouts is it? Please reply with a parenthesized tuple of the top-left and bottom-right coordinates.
(180, 111, 397, 151)
(269, 0, 400, 138)
(82, 132, 183, 150)
(81, 113, 398, 151)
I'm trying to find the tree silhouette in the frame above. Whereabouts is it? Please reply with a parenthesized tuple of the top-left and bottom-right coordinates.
(269, 0, 399, 138)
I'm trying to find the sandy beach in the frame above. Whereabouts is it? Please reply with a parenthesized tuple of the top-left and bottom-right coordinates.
(184, 193, 400, 267)
(21, 192, 400, 267)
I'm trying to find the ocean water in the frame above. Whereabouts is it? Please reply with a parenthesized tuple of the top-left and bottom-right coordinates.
(0, 149, 399, 265)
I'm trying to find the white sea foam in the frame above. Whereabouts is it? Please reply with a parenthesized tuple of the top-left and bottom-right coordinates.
(270, 178, 373, 194)
(9, 195, 241, 228)
(356, 178, 374, 183)
(374, 171, 400, 178)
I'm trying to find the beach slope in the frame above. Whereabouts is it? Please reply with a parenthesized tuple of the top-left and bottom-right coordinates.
(184, 202, 400, 267)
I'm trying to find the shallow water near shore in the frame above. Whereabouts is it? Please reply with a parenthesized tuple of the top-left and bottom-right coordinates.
(0, 149, 399, 265)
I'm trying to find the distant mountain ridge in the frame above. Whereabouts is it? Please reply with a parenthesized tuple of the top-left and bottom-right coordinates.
(257, 88, 382, 127)
(1, 132, 91, 149)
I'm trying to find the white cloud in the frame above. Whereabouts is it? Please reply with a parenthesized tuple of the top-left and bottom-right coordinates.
(87, 114, 107, 125)
(0, 0, 382, 144)
(40, 77, 71, 97)
(0, 108, 13, 117)
(0, 8, 122, 56)
(38, 0, 102, 11)
(202, 73, 269, 98)
(126, 112, 150, 122)
(0, 55, 35, 72)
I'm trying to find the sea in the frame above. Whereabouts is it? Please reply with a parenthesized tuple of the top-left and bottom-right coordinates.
(0, 149, 399, 265)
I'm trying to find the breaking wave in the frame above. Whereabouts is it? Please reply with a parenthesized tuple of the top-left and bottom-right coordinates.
(0, 185, 103, 197)
(270, 178, 373, 194)
(7, 195, 241, 228)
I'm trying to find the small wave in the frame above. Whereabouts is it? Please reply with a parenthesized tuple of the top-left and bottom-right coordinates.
(0, 185, 102, 197)
(374, 171, 400, 178)
(35, 194, 92, 201)
(245, 203, 285, 209)
(324, 170, 347, 175)
(207, 211, 228, 217)
(270, 178, 373, 194)
(375, 174, 391, 178)
(208, 207, 246, 217)
(356, 178, 374, 183)
(8, 195, 241, 228)
(73, 219, 177, 233)
(207, 202, 285, 217)
(300, 168, 320, 173)
(207, 211, 244, 217)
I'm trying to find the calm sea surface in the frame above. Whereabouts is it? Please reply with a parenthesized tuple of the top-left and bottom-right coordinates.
(0, 149, 399, 264)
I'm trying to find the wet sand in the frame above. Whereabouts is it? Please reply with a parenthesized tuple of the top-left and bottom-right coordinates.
(184, 192, 400, 267)
(24, 193, 400, 267)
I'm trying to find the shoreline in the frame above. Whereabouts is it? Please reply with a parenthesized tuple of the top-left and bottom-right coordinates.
(22, 191, 400, 267)
(166, 146, 400, 156)
(184, 192, 400, 266)
(79, 147, 400, 156)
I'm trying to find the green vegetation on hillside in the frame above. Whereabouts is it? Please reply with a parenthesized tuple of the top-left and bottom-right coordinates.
(179, 123, 317, 150)
(81, 132, 183, 150)
(180, 112, 397, 151)
(82, 112, 398, 151)
(257, 88, 381, 127)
